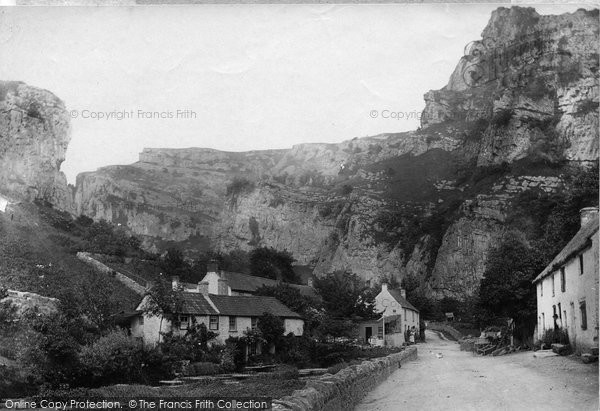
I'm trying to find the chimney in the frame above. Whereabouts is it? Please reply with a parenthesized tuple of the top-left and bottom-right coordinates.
(400, 288, 407, 299)
(217, 278, 229, 295)
(381, 283, 388, 292)
(580, 207, 599, 228)
(307, 277, 313, 287)
(198, 281, 209, 296)
(207, 261, 218, 274)
(171, 276, 180, 291)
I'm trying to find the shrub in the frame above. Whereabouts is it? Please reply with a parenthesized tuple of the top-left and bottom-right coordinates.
(223, 337, 247, 371)
(539, 328, 569, 348)
(340, 184, 353, 195)
(226, 177, 255, 197)
(491, 108, 514, 128)
(183, 362, 222, 376)
(574, 100, 599, 117)
(78, 329, 144, 386)
(159, 323, 218, 363)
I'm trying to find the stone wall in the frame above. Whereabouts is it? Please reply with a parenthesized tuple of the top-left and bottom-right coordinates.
(427, 322, 463, 341)
(272, 346, 417, 411)
(76, 252, 146, 296)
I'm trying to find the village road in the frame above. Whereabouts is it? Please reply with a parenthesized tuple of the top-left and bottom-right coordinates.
(356, 330, 598, 411)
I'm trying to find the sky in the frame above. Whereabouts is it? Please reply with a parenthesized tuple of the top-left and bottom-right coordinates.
(0, 4, 591, 183)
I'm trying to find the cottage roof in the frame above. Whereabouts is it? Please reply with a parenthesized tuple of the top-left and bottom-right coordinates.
(178, 293, 219, 315)
(150, 292, 302, 318)
(533, 216, 599, 284)
(209, 294, 302, 318)
(387, 289, 419, 312)
(217, 270, 318, 299)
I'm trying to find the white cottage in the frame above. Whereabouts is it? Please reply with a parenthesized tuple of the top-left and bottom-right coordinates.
(130, 278, 304, 347)
(358, 283, 420, 347)
(533, 207, 599, 354)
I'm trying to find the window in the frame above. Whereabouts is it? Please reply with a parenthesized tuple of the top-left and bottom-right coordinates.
(377, 326, 383, 338)
(412, 311, 415, 322)
(552, 274, 555, 297)
(579, 255, 584, 275)
(560, 267, 565, 292)
(580, 301, 587, 330)
(229, 316, 237, 332)
(558, 303, 562, 326)
(251, 317, 258, 330)
(209, 315, 219, 330)
(541, 313, 545, 329)
(540, 281, 543, 297)
(179, 315, 189, 330)
(563, 310, 567, 328)
(139, 316, 144, 325)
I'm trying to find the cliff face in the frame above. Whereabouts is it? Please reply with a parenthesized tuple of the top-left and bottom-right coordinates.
(0, 81, 73, 210)
(22, 7, 598, 299)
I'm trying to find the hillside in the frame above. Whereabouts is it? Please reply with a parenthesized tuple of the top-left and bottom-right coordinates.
(0, 201, 139, 313)
(1, 7, 598, 300)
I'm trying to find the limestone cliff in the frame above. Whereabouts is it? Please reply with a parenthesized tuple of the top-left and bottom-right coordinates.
(0, 81, 73, 210)
(25, 7, 599, 299)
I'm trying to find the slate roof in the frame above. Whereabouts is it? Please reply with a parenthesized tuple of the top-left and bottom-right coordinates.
(209, 295, 302, 318)
(149, 292, 302, 318)
(533, 216, 599, 283)
(178, 293, 218, 315)
(218, 271, 318, 299)
(388, 289, 419, 312)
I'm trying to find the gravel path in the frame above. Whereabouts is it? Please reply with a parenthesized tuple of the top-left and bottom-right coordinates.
(356, 330, 598, 411)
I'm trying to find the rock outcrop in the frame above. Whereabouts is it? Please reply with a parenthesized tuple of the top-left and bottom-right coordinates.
(5, 7, 598, 300)
(0, 81, 73, 210)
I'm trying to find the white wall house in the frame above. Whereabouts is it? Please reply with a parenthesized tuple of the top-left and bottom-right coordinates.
(359, 283, 420, 347)
(130, 278, 304, 347)
(533, 207, 599, 354)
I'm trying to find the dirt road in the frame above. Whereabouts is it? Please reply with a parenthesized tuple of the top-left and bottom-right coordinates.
(356, 330, 598, 411)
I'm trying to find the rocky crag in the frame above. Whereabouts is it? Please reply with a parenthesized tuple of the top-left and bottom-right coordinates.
(3, 7, 598, 299)
(0, 81, 73, 210)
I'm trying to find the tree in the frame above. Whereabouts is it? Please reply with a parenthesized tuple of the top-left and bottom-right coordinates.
(477, 231, 544, 343)
(142, 275, 183, 343)
(313, 271, 377, 340)
(160, 247, 199, 283)
(401, 274, 439, 320)
(255, 283, 322, 334)
(249, 247, 298, 283)
(257, 312, 285, 350)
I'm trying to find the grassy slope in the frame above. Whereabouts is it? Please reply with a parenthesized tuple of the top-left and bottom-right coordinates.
(0, 202, 139, 312)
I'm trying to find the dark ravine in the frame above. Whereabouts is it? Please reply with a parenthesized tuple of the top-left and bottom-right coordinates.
(1, 7, 598, 299)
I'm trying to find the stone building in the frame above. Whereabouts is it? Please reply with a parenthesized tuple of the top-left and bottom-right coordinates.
(533, 207, 599, 353)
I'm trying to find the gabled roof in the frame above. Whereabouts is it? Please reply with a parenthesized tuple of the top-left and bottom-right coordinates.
(387, 289, 419, 312)
(178, 293, 219, 315)
(533, 216, 599, 283)
(140, 292, 302, 319)
(217, 271, 318, 299)
(209, 295, 302, 318)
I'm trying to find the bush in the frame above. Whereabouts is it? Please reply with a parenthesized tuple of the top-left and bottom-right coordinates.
(183, 362, 222, 376)
(223, 337, 247, 371)
(539, 328, 569, 348)
(574, 99, 599, 117)
(340, 184, 353, 195)
(226, 177, 255, 197)
(159, 323, 218, 363)
(491, 109, 514, 128)
(78, 329, 144, 386)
